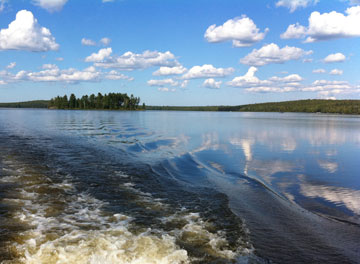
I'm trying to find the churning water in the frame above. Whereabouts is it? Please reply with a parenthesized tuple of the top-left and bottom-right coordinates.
(0, 109, 359, 263)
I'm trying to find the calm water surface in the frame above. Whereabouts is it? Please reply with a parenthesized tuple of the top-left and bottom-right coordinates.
(0, 109, 359, 263)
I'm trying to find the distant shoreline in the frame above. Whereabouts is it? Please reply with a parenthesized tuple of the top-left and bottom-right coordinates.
(0, 99, 360, 115)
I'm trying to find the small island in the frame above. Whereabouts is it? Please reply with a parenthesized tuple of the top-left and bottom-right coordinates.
(49, 93, 143, 110)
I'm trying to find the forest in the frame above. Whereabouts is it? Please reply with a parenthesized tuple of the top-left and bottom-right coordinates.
(48, 93, 142, 110)
(0, 100, 48, 108)
(217, 99, 360, 114)
(148, 99, 360, 114)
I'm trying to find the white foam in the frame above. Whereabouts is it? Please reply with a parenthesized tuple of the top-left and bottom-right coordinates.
(115, 171, 129, 178)
(0, 175, 20, 182)
(13, 191, 189, 264)
(1, 157, 251, 263)
(162, 211, 253, 259)
(20, 229, 189, 264)
(4, 175, 188, 264)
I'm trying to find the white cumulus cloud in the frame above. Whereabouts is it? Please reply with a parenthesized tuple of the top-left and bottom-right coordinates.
(100, 37, 111, 46)
(227, 66, 302, 93)
(81, 38, 96, 46)
(240, 43, 312, 66)
(6, 62, 16, 69)
(0, 10, 59, 52)
(323, 53, 346, 63)
(90, 50, 177, 70)
(182, 64, 234, 79)
(0, 0, 7, 12)
(3, 65, 100, 83)
(0, 65, 137, 85)
(180, 80, 188, 88)
(269, 74, 303, 83)
(85, 48, 113, 62)
(147, 78, 179, 87)
(281, 23, 307, 39)
(203, 78, 222, 89)
(153, 65, 187, 76)
(105, 70, 133, 81)
(227, 67, 269, 87)
(204, 16, 268, 47)
(158, 87, 176, 92)
(300, 79, 360, 98)
(302, 80, 351, 92)
(329, 69, 343, 75)
(276, 0, 318, 13)
(32, 0, 68, 12)
(313, 68, 326, 73)
(82, 37, 111, 46)
(244, 86, 297, 93)
(281, 6, 360, 42)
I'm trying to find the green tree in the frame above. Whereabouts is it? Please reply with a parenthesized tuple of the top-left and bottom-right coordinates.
(69, 94, 77, 109)
(62, 95, 68, 109)
(89, 94, 95, 109)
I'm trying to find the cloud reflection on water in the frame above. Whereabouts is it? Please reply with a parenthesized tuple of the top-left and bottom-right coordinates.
(300, 181, 360, 216)
(55, 111, 360, 219)
(318, 160, 338, 173)
(220, 114, 360, 219)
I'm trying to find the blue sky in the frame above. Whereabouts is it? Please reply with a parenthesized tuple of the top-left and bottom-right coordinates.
(0, 0, 359, 105)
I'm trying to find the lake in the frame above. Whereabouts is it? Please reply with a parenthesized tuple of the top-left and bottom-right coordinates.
(0, 109, 359, 263)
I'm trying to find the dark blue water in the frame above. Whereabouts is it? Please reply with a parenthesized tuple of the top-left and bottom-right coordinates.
(0, 109, 359, 263)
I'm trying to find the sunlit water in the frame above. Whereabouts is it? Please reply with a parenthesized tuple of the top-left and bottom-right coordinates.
(0, 109, 359, 263)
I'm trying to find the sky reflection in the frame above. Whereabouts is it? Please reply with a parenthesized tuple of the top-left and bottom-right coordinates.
(2, 110, 358, 221)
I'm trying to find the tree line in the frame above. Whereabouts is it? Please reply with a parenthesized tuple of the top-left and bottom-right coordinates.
(146, 100, 360, 114)
(2, 98, 360, 114)
(0, 100, 49, 108)
(217, 99, 360, 114)
(49, 93, 143, 110)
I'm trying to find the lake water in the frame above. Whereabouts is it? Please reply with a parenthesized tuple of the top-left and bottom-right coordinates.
(0, 109, 359, 263)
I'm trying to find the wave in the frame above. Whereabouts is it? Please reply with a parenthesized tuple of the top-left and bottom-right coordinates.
(0, 140, 254, 263)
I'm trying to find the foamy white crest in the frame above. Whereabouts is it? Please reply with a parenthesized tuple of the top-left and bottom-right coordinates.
(13, 190, 189, 264)
(0, 159, 188, 264)
(1, 157, 251, 263)
(162, 211, 253, 259)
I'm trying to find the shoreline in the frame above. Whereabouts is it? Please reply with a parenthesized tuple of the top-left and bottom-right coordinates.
(1, 107, 360, 116)
(1, 99, 360, 115)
